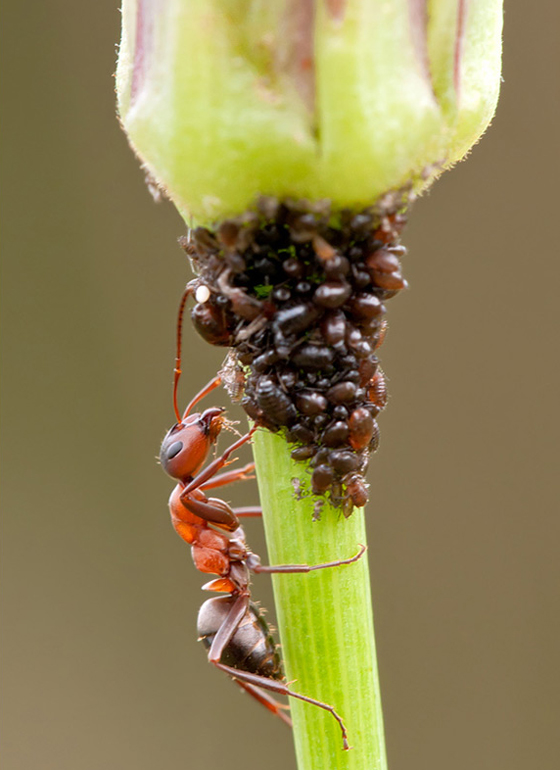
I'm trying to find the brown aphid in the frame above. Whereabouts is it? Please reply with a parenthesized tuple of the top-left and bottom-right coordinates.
(291, 445, 317, 461)
(291, 344, 335, 370)
(358, 357, 379, 387)
(322, 421, 350, 447)
(348, 293, 385, 321)
(324, 255, 351, 281)
(326, 381, 358, 405)
(256, 377, 297, 427)
(344, 474, 369, 509)
(311, 464, 335, 495)
(372, 270, 408, 292)
(282, 257, 304, 279)
(286, 423, 315, 444)
(367, 370, 387, 409)
(313, 282, 352, 309)
(241, 395, 264, 423)
(217, 219, 240, 249)
(348, 407, 375, 451)
(295, 391, 328, 416)
(191, 302, 232, 346)
(273, 303, 320, 336)
(329, 450, 361, 475)
(365, 248, 401, 274)
(374, 320, 388, 350)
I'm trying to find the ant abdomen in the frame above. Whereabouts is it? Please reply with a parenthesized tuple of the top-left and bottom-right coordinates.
(198, 597, 282, 680)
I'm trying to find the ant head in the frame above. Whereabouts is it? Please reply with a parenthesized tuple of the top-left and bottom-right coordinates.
(160, 407, 225, 482)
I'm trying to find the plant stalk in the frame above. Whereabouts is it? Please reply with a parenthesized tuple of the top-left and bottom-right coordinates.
(253, 428, 387, 770)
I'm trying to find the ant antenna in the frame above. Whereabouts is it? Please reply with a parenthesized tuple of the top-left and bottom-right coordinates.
(173, 286, 192, 423)
(171, 283, 223, 423)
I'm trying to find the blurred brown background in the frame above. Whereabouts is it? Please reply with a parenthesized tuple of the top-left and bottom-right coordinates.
(2, 2, 559, 769)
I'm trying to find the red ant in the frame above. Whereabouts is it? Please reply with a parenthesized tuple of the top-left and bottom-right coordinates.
(159, 285, 366, 750)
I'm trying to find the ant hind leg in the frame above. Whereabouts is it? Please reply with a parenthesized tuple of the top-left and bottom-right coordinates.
(213, 662, 350, 751)
(234, 680, 292, 727)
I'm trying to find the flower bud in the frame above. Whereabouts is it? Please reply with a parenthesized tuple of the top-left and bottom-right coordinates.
(117, 0, 503, 224)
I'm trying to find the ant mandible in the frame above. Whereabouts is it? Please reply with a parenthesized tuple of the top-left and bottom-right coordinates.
(159, 283, 366, 750)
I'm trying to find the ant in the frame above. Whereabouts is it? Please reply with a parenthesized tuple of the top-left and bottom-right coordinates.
(159, 285, 366, 750)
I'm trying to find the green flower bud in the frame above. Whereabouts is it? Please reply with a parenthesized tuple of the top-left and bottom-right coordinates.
(117, 0, 502, 224)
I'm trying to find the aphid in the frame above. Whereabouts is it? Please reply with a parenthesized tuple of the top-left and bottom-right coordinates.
(313, 281, 352, 308)
(291, 343, 335, 370)
(191, 301, 232, 346)
(348, 408, 375, 452)
(348, 293, 385, 321)
(273, 303, 320, 336)
(328, 450, 361, 475)
(255, 376, 297, 427)
(326, 381, 357, 405)
(322, 421, 350, 447)
(344, 475, 369, 510)
(367, 370, 388, 410)
(295, 391, 328, 416)
(311, 464, 335, 495)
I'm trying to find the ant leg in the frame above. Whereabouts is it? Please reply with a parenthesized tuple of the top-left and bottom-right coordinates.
(182, 427, 257, 496)
(206, 590, 348, 746)
(180, 493, 240, 532)
(213, 663, 350, 751)
(199, 462, 255, 491)
(203, 593, 291, 728)
(235, 681, 292, 728)
(232, 507, 262, 518)
(178, 495, 261, 532)
(247, 544, 366, 575)
(207, 594, 250, 663)
(183, 375, 222, 419)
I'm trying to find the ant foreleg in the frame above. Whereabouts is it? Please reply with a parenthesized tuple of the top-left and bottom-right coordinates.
(183, 375, 222, 419)
(247, 544, 366, 575)
(198, 462, 256, 491)
(179, 496, 261, 531)
(213, 663, 350, 751)
(181, 427, 257, 497)
(179, 491, 240, 532)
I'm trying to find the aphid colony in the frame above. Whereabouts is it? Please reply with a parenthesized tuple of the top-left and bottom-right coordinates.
(181, 197, 408, 516)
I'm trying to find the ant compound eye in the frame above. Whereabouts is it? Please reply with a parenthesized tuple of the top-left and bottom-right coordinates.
(166, 441, 183, 460)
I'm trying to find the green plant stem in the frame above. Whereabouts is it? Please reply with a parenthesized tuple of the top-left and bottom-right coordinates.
(253, 429, 387, 770)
